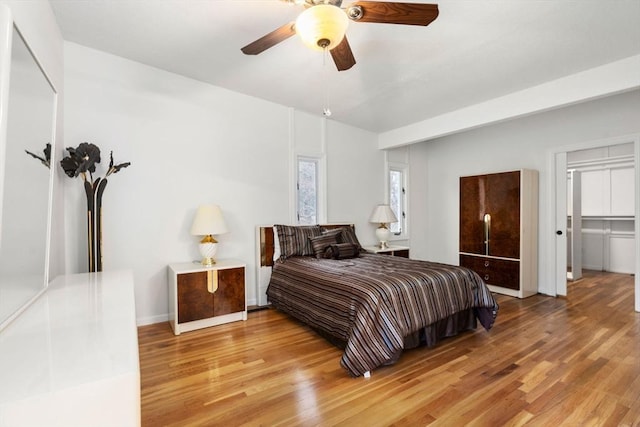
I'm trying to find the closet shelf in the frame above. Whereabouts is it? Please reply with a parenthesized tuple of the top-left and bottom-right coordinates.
(568, 215, 635, 221)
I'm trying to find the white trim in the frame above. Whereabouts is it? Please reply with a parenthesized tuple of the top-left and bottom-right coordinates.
(296, 154, 322, 225)
(0, 5, 12, 247)
(635, 137, 640, 311)
(549, 151, 566, 296)
(568, 155, 634, 171)
(136, 313, 169, 327)
(387, 161, 409, 240)
(383, 150, 390, 201)
(379, 55, 640, 149)
(319, 117, 328, 224)
(288, 108, 296, 224)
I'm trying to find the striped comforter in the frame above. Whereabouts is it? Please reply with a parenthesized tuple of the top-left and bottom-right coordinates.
(267, 253, 498, 377)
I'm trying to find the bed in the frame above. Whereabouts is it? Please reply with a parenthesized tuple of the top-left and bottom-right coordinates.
(260, 224, 498, 377)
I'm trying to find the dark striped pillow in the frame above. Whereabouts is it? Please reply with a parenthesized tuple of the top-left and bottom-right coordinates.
(309, 233, 340, 258)
(320, 228, 344, 241)
(324, 243, 360, 260)
(338, 226, 362, 251)
(275, 224, 322, 260)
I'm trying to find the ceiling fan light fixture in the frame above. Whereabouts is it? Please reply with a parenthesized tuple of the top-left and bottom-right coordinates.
(295, 4, 349, 51)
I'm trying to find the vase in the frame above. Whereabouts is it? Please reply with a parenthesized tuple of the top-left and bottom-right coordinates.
(84, 178, 108, 272)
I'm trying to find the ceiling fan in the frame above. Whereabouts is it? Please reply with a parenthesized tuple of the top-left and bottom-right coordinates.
(241, 0, 439, 71)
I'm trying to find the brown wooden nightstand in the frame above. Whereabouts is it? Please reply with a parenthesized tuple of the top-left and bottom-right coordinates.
(168, 259, 246, 335)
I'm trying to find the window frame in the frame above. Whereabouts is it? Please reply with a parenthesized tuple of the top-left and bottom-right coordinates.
(387, 162, 408, 240)
(295, 154, 325, 225)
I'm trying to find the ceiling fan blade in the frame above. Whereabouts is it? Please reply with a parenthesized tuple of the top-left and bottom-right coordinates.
(330, 36, 356, 71)
(349, 1, 439, 26)
(241, 22, 296, 55)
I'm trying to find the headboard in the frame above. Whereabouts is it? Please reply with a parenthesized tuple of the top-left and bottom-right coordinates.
(257, 223, 355, 267)
(254, 224, 355, 306)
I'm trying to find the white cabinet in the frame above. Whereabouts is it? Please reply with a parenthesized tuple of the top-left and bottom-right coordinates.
(580, 169, 606, 216)
(0, 271, 140, 426)
(610, 167, 635, 216)
(609, 232, 636, 273)
(581, 219, 636, 274)
(577, 165, 635, 217)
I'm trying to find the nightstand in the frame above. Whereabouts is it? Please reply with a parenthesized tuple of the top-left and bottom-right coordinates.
(168, 259, 247, 335)
(363, 245, 410, 258)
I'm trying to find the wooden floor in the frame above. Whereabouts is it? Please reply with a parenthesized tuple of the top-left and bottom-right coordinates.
(138, 271, 640, 426)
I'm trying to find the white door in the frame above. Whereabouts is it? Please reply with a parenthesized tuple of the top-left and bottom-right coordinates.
(555, 152, 568, 296)
(568, 170, 582, 281)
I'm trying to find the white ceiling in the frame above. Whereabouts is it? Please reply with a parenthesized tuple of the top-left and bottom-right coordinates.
(49, 0, 640, 134)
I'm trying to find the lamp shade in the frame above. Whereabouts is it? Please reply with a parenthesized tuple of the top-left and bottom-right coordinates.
(296, 4, 349, 51)
(190, 205, 228, 236)
(369, 204, 398, 224)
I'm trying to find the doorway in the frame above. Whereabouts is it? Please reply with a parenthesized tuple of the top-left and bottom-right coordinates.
(549, 135, 639, 312)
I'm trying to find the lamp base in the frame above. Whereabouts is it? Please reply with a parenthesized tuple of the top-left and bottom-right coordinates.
(377, 241, 389, 249)
(375, 224, 391, 250)
(198, 235, 218, 266)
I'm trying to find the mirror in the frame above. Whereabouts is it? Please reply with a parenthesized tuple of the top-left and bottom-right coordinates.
(0, 11, 56, 330)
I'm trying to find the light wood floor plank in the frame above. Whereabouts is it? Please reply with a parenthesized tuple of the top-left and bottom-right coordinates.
(139, 270, 640, 426)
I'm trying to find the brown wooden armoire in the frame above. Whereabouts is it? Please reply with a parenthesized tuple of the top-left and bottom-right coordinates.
(459, 169, 538, 298)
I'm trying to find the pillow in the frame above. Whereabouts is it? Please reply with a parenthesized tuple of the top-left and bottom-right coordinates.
(320, 227, 344, 241)
(324, 243, 360, 260)
(336, 226, 362, 251)
(309, 233, 340, 258)
(275, 224, 322, 260)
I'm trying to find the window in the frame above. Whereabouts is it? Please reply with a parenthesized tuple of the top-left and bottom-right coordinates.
(389, 165, 407, 236)
(297, 157, 318, 224)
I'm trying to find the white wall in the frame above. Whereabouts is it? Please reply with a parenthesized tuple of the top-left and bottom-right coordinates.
(408, 89, 640, 295)
(64, 42, 382, 324)
(326, 119, 384, 245)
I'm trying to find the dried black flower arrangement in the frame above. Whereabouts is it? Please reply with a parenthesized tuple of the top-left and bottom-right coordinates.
(60, 142, 130, 182)
(60, 142, 131, 272)
(26, 141, 130, 272)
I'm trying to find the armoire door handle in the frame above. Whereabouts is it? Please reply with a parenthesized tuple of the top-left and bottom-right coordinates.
(483, 213, 491, 255)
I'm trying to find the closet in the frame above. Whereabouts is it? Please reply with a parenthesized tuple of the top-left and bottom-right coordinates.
(459, 169, 538, 298)
(567, 143, 636, 275)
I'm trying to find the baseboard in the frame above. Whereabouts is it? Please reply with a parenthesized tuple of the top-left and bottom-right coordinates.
(136, 313, 169, 327)
(248, 305, 270, 313)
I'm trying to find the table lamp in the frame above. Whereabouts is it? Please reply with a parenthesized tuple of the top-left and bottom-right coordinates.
(369, 204, 398, 249)
(190, 204, 228, 265)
